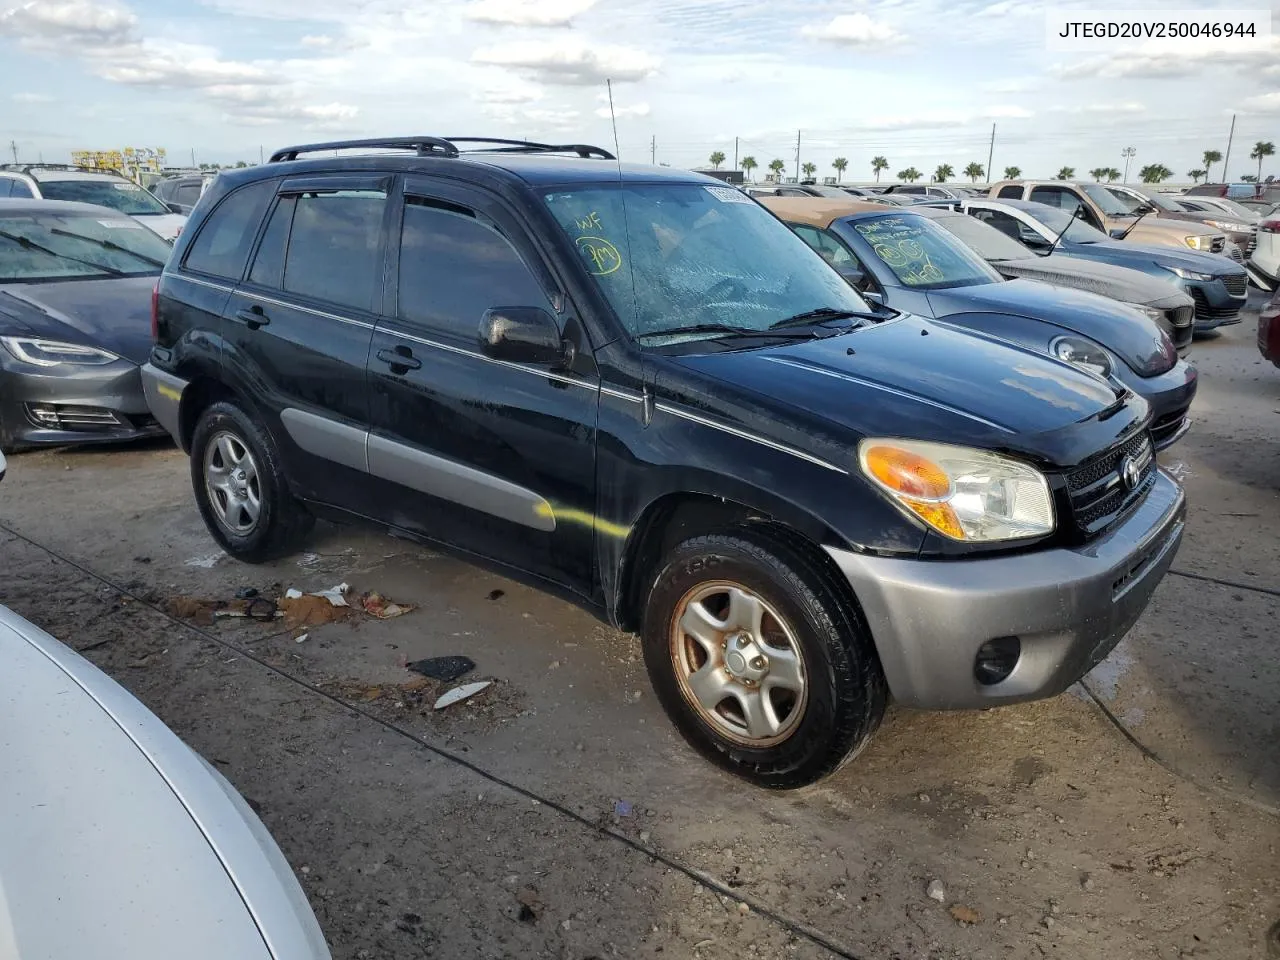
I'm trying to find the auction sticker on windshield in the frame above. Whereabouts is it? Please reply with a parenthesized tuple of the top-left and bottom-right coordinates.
(706, 186, 752, 204)
(98, 219, 143, 229)
(111, 182, 143, 191)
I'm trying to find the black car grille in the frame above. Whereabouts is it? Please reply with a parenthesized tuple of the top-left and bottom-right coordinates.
(1223, 274, 1248, 296)
(1209, 236, 1225, 253)
(25, 404, 121, 430)
(1190, 287, 1243, 321)
(1228, 245, 1244, 262)
(1165, 305, 1194, 348)
(1150, 407, 1190, 448)
(1064, 432, 1156, 537)
(1245, 231, 1257, 257)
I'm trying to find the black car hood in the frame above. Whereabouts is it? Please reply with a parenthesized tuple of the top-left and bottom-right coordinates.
(664, 314, 1142, 469)
(924, 277, 1171, 373)
(992, 256, 1189, 307)
(0, 276, 155, 365)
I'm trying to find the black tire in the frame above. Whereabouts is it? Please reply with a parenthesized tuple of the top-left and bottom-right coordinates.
(190, 401, 313, 563)
(642, 527, 887, 788)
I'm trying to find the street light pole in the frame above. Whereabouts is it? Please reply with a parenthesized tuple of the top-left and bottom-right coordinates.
(1121, 146, 1136, 184)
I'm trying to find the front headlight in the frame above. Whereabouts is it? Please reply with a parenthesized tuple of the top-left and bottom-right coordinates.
(1185, 235, 1212, 250)
(1050, 335, 1113, 378)
(1135, 305, 1166, 325)
(0, 336, 119, 367)
(859, 439, 1055, 542)
(1165, 265, 1215, 282)
(1204, 219, 1250, 233)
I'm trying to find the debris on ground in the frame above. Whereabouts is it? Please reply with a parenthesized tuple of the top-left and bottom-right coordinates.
(406, 655, 475, 682)
(434, 680, 492, 710)
(184, 552, 224, 569)
(213, 598, 280, 621)
(614, 800, 634, 818)
(357, 591, 414, 619)
(294, 633, 309, 644)
(285, 582, 350, 606)
(488, 589, 505, 601)
(949, 904, 981, 925)
(234, 587, 259, 599)
(166, 595, 278, 624)
(926, 879, 946, 902)
(280, 594, 352, 629)
(515, 887, 542, 924)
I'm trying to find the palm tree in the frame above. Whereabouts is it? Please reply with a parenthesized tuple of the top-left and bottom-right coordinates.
(1003, 165, 1021, 180)
(1104, 167, 1122, 182)
(767, 158, 785, 181)
(963, 161, 984, 183)
(1250, 141, 1275, 182)
(1187, 168, 1207, 184)
(898, 167, 922, 183)
(871, 156, 889, 182)
(1089, 167, 1107, 182)
(709, 151, 726, 170)
(1056, 166, 1075, 180)
(832, 157, 848, 182)
(934, 163, 954, 183)
(741, 156, 758, 181)
(1202, 149, 1222, 183)
(801, 161, 817, 179)
(1138, 163, 1172, 184)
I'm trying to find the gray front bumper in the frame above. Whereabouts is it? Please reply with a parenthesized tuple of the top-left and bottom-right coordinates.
(139, 363, 189, 447)
(826, 470, 1185, 710)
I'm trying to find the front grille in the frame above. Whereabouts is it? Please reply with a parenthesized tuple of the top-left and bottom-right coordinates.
(1245, 230, 1257, 257)
(1150, 407, 1190, 447)
(1065, 432, 1156, 537)
(1165, 305, 1194, 348)
(1228, 245, 1244, 262)
(1209, 235, 1226, 253)
(25, 403, 122, 430)
(1223, 274, 1248, 296)
(1189, 287, 1244, 321)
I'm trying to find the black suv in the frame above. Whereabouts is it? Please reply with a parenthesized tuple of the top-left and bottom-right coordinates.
(144, 136, 1186, 787)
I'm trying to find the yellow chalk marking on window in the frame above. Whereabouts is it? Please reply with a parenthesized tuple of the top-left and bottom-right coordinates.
(576, 236, 622, 276)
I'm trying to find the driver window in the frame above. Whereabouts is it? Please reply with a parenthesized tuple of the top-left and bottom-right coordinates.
(790, 224, 855, 266)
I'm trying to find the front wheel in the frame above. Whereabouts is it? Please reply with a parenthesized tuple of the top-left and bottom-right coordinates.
(190, 401, 313, 563)
(642, 529, 887, 789)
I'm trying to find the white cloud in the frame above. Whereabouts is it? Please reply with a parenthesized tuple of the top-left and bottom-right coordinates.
(1241, 91, 1280, 115)
(472, 38, 659, 84)
(11, 91, 55, 102)
(465, 0, 597, 27)
(474, 83, 543, 105)
(595, 101, 650, 119)
(984, 104, 1032, 119)
(1051, 102, 1145, 115)
(0, 0, 136, 42)
(1053, 35, 1280, 80)
(300, 34, 333, 46)
(981, 76, 1037, 94)
(801, 13, 902, 46)
(227, 100, 359, 128)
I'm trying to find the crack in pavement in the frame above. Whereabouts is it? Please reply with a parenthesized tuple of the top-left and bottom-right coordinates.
(0, 520, 867, 960)
(1169, 568, 1280, 600)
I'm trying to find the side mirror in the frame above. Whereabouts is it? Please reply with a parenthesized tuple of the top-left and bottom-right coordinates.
(1109, 227, 1128, 239)
(1021, 232, 1051, 250)
(478, 306, 571, 368)
(166, 202, 186, 214)
(862, 290, 886, 307)
(835, 263, 867, 289)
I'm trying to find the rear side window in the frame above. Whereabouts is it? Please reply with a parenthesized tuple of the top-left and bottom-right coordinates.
(247, 195, 296, 289)
(183, 180, 275, 280)
(997, 185, 1022, 199)
(282, 190, 386, 312)
(10, 181, 33, 198)
(397, 197, 550, 337)
(176, 183, 202, 206)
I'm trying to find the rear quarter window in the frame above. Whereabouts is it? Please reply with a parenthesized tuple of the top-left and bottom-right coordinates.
(183, 179, 276, 280)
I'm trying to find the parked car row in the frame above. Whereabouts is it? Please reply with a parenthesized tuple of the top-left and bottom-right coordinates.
(0, 163, 188, 240)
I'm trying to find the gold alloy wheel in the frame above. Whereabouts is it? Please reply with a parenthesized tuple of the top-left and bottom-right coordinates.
(669, 580, 809, 747)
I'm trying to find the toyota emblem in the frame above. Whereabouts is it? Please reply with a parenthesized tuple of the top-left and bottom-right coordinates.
(1120, 456, 1141, 491)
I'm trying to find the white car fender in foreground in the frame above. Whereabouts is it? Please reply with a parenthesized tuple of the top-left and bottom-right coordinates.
(0, 605, 330, 960)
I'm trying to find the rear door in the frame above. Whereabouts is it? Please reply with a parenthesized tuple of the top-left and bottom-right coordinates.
(363, 176, 599, 595)
(223, 174, 389, 510)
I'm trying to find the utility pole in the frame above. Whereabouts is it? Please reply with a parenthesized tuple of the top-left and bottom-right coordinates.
(986, 123, 995, 184)
(259, 145, 264, 165)
(794, 129, 801, 181)
(650, 134, 655, 165)
(1222, 114, 1236, 181)
(191, 147, 196, 168)
(9, 140, 18, 163)
(1121, 146, 1136, 184)
(733, 136, 738, 172)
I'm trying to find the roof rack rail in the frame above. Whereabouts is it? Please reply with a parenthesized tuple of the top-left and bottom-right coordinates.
(0, 162, 116, 175)
(269, 137, 461, 163)
(443, 138, 616, 160)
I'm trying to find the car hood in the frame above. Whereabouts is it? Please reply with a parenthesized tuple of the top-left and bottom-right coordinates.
(132, 212, 186, 241)
(664, 314, 1141, 469)
(0, 276, 155, 364)
(924, 277, 1173, 374)
(1084, 240, 1246, 277)
(992, 255, 1190, 307)
(0, 606, 330, 960)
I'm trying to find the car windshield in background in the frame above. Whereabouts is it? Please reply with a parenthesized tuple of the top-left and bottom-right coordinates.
(933, 213, 1031, 262)
(852, 215, 1002, 289)
(1111, 188, 1179, 214)
(807, 185, 854, 198)
(1211, 198, 1260, 219)
(543, 182, 870, 343)
(1080, 183, 1137, 217)
(37, 179, 171, 216)
(0, 212, 172, 281)
(1027, 204, 1110, 244)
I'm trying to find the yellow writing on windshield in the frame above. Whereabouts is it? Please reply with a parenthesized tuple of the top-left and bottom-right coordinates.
(576, 235, 623, 276)
(574, 210, 603, 232)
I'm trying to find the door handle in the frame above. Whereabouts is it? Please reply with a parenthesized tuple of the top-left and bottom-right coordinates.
(233, 305, 270, 329)
(376, 346, 422, 372)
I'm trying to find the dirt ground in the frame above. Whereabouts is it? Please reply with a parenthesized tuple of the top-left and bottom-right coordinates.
(2, 301, 1277, 960)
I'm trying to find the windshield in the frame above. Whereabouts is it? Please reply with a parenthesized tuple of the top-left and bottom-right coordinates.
(934, 213, 1030, 261)
(37, 178, 171, 216)
(808, 185, 854, 198)
(1207, 198, 1258, 220)
(850, 214, 1002, 289)
(1027, 204, 1110, 243)
(543, 182, 870, 342)
(1109, 187, 1179, 213)
(0, 212, 172, 281)
(1080, 183, 1136, 217)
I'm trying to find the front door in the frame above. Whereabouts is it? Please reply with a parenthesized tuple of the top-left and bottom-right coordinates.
(364, 177, 599, 596)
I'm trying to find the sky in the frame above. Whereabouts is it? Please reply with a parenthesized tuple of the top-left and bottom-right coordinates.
(2, 0, 1278, 182)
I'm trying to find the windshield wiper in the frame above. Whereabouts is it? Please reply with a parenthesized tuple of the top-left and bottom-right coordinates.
(636, 323, 828, 344)
(0, 229, 127, 277)
(770, 307, 869, 329)
(49, 228, 166, 268)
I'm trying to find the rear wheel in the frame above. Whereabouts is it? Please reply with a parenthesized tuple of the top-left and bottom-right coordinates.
(190, 401, 313, 563)
(642, 529, 887, 788)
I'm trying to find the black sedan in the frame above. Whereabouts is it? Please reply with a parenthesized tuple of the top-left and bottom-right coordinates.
(0, 199, 171, 450)
(762, 197, 1198, 450)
